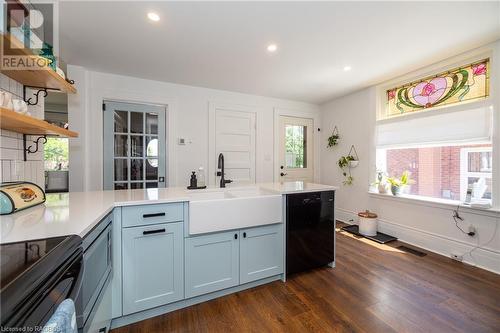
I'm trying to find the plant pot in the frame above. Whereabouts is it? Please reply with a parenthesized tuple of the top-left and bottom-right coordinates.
(401, 185, 411, 195)
(391, 185, 401, 196)
(378, 183, 387, 194)
(348, 160, 359, 168)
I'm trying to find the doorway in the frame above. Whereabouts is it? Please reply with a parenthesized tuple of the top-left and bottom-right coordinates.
(278, 116, 314, 182)
(103, 101, 166, 190)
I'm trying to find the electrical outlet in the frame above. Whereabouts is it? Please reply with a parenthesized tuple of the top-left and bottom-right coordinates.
(451, 253, 463, 262)
(468, 225, 476, 236)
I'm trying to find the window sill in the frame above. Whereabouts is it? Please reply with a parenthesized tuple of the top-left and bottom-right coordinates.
(368, 191, 500, 218)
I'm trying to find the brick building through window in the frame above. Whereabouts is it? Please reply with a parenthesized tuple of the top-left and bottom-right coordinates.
(380, 144, 492, 201)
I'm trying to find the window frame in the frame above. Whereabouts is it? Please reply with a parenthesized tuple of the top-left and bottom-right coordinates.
(460, 146, 493, 201)
(374, 48, 498, 209)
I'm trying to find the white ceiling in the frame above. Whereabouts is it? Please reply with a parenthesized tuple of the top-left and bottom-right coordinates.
(59, 1, 500, 104)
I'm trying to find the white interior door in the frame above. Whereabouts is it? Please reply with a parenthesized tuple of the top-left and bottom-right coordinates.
(278, 116, 314, 182)
(214, 109, 256, 186)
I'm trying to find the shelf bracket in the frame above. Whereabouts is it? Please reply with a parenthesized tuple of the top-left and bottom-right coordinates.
(23, 86, 49, 106)
(23, 134, 47, 161)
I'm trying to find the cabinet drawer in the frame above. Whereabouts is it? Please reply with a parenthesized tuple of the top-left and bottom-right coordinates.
(122, 203, 183, 227)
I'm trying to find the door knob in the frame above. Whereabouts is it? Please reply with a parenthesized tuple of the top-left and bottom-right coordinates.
(280, 172, 287, 177)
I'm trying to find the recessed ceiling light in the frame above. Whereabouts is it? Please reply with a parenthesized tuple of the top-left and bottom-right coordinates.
(147, 12, 160, 22)
(343, 66, 352, 71)
(267, 44, 278, 53)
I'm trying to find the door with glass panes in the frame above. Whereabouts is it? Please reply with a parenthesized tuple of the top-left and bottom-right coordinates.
(278, 116, 313, 182)
(103, 101, 166, 190)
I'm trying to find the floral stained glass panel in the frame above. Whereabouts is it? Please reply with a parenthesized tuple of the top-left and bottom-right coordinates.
(386, 59, 489, 118)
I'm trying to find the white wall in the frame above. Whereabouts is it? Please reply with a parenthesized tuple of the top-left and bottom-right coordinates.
(67, 66, 319, 192)
(320, 41, 500, 274)
(0, 74, 45, 188)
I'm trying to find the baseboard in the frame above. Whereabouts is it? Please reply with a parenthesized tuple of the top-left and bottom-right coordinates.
(336, 208, 500, 275)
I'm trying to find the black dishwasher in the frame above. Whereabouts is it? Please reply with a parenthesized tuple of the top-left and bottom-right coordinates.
(286, 191, 335, 275)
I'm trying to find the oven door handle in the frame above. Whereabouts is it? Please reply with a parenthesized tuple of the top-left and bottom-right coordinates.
(70, 251, 85, 301)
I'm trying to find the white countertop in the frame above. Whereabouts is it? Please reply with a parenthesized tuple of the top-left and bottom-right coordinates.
(0, 182, 337, 244)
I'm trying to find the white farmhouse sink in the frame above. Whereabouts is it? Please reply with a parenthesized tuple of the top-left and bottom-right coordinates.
(187, 187, 282, 235)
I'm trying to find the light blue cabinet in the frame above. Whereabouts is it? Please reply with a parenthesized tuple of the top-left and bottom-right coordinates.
(185, 231, 239, 298)
(185, 224, 284, 298)
(240, 224, 283, 284)
(87, 283, 112, 333)
(122, 222, 184, 315)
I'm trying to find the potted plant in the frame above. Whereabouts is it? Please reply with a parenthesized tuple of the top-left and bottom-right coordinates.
(338, 155, 355, 185)
(387, 171, 414, 196)
(347, 145, 359, 168)
(327, 126, 340, 148)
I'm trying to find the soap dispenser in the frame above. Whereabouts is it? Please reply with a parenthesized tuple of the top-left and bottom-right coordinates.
(190, 171, 197, 188)
(197, 166, 206, 187)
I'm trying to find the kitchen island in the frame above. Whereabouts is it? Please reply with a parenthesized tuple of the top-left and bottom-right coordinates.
(0, 182, 337, 332)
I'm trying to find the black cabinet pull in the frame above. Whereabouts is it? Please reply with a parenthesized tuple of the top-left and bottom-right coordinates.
(98, 328, 106, 333)
(234, 233, 238, 239)
(243, 232, 246, 238)
(143, 228, 166, 235)
(143, 212, 166, 218)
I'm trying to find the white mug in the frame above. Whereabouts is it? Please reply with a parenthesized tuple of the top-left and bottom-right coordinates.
(1, 91, 13, 109)
(12, 99, 27, 114)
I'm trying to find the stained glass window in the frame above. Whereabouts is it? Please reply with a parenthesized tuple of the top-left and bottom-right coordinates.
(386, 59, 489, 118)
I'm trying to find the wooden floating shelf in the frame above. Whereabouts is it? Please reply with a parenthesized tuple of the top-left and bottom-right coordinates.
(0, 34, 77, 93)
(0, 107, 78, 137)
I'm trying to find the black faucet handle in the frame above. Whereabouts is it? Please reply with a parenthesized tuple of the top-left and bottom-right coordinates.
(225, 179, 233, 184)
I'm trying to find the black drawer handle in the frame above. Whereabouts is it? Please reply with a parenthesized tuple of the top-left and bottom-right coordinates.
(234, 233, 238, 240)
(143, 228, 166, 235)
(243, 232, 247, 238)
(143, 212, 166, 218)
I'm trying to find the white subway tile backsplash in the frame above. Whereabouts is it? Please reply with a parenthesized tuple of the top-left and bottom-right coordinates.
(0, 135, 18, 149)
(0, 74, 44, 188)
(1, 75, 9, 91)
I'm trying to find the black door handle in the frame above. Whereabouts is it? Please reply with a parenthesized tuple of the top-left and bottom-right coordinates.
(143, 228, 166, 235)
(243, 232, 246, 238)
(143, 212, 166, 218)
(234, 233, 238, 240)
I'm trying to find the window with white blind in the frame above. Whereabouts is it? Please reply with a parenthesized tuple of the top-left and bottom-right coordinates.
(375, 58, 494, 204)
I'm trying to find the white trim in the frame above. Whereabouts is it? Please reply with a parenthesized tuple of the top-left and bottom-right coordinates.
(337, 207, 500, 274)
(368, 191, 500, 218)
(273, 107, 320, 183)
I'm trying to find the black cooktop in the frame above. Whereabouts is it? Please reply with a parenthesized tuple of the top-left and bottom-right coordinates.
(0, 236, 70, 289)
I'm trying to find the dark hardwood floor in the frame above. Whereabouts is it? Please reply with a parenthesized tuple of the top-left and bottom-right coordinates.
(113, 222, 500, 333)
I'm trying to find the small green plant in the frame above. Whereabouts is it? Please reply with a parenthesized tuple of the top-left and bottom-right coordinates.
(327, 134, 340, 148)
(338, 155, 355, 185)
(387, 170, 415, 195)
(327, 126, 340, 148)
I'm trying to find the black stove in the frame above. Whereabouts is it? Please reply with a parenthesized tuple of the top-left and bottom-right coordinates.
(1, 235, 83, 330)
